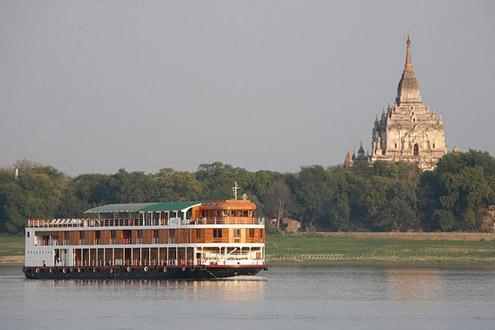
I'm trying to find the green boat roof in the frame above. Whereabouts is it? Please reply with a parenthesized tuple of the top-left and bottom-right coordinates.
(84, 201, 202, 214)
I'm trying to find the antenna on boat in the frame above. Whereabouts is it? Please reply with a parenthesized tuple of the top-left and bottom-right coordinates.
(232, 181, 239, 200)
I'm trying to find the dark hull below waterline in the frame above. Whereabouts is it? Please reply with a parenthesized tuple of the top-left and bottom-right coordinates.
(23, 266, 265, 280)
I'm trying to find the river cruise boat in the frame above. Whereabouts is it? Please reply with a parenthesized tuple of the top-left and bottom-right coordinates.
(23, 197, 266, 279)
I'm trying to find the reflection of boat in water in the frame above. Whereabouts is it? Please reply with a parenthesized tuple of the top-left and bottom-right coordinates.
(191, 277, 266, 301)
(51, 276, 267, 301)
(23, 186, 267, 280)
(211, 275, 267, 281)
(386, 268, 444, 300)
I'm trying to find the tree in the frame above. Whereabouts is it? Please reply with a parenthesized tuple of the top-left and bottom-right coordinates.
(264, 178, 295, 228)
(196, 162, 253, 200)
(291, 166, 335, 230)
(70, 173, 117, 206)
(155, 168, 204, 201)
(418, 150, 495, 231)
(112, 169, 159, 203)
(381, 181, 418, 231)
(0, 163, 65, 234)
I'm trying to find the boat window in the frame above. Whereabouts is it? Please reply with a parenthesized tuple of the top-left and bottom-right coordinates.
(249, 229, 255, 238)
(213, 229, 222, 238)
(27, 232, 30, 238)
(196, 229, 202, 238)
(234, 229, 241, 238)
(169, 230, 175, 244)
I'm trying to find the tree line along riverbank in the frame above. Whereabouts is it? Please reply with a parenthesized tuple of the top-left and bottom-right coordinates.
(1, 149, 495, 235)
(2, 233, 494, 266)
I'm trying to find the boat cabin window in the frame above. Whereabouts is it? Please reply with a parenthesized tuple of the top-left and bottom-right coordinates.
(123, 230, 131, 244)
(249, 228, 255, 238)
(213, 229, 222, 238)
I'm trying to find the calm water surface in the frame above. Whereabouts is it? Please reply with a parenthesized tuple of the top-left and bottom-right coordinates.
(0, 265, 494, 329)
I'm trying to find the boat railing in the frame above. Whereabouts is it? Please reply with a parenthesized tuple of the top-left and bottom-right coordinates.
(34, 239, 59, 246)
(189, 217, 265, 225)
(71, 258, 263, 268)
(26, 217, 265, 228)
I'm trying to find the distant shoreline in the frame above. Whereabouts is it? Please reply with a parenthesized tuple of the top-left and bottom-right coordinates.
(266, 257, 495, 268)
(293, 231, 495, 241)
(265, 232, 495, 266)
(0, 256, 23, 265)
(2, 232, 495, 267)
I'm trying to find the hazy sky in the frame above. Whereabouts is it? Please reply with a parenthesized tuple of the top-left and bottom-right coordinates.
(1, 0, 494, 176)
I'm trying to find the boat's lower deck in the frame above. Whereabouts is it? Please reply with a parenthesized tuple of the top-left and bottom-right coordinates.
(23, 265, 266, 280)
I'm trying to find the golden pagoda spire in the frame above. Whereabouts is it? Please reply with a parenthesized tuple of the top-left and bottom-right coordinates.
(405, 34, 412, 70)
(396, 35, 422, 104)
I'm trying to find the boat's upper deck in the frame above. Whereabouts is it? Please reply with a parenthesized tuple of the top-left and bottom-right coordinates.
(26, 199, 264, 229)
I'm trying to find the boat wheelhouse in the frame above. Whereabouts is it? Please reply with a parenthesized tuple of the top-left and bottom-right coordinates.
(23, 198, 266, 279)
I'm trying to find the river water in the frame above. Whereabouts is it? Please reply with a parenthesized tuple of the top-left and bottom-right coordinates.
(0, 265, 494, 329)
